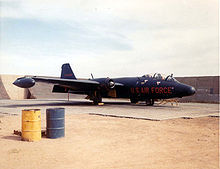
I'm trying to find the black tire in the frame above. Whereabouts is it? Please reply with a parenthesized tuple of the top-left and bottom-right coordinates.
(130, 98, 138, 104)
(146, 99, 154, 106)
(93, 96, 102, 105)
(150, 99, 154, 106)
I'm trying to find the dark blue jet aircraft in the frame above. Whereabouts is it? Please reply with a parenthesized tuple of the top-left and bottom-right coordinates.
(13, 63, 195, 105)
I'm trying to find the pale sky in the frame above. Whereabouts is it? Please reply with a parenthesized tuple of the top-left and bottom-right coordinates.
(0, 0, 219, 78)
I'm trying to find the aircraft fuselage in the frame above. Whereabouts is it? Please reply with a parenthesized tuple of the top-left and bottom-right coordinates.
(13, 63, 195, 105)
(93, 76, 195, 102)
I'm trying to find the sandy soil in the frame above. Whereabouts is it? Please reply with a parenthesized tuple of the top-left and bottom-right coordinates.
(0, 114, 219, 169)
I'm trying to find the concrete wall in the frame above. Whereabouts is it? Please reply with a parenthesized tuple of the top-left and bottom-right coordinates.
(29, 82, 85, 99)
(176, 76, 219, 103)
(0, 75, 30, 100)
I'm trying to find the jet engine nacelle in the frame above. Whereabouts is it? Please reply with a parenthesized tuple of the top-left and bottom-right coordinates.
(93, 77, 115, 90)
(13, 77, 35, 88)
(105, 78, 115, 89)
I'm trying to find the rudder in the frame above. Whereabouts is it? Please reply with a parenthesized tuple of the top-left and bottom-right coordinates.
(61, 63, 76, 79)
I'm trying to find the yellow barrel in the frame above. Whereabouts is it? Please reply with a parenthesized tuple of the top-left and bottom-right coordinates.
(22, 109, 41, 141)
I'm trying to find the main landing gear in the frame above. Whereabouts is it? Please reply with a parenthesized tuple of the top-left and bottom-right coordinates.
(130, 98, 138, 104)
(90, 91, 102, 105)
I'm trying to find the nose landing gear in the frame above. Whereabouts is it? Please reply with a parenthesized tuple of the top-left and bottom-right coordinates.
(146, 99, 154, 106)
(130, 97, 154, 106)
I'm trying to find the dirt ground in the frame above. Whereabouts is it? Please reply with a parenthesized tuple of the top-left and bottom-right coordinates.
(0, 114, 219, 169)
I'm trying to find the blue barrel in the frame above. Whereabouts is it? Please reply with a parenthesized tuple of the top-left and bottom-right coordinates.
(46, 108, 65, 139)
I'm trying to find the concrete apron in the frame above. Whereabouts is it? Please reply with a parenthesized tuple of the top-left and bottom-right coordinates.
(0, 99, 219, 120)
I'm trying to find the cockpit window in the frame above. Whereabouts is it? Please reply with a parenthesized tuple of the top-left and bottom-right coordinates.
(142, 74, 152, 78)
(153, 73, 166, 80)
(166, 76, 174, 81)
(154, 73, 163, 80)
(165, 75, 178, 82)
(142, 73, 178, 82)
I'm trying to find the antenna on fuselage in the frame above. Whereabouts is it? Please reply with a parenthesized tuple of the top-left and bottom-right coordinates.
(91, 73, 94, 79)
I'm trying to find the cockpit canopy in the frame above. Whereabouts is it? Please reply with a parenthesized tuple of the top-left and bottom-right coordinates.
(165, 74, 178, 82)
(142, 73, 178, 82)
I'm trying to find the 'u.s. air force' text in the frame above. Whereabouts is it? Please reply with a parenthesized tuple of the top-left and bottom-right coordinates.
(130, 87, 173, 94)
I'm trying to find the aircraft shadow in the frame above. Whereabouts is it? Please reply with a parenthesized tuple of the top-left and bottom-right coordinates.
(2, 100, 93, 108)
(103, 101, 178, 108)
(1, 100, 178, 108)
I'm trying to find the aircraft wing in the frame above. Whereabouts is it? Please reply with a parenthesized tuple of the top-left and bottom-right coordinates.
(14, 76, 124, 92)
(31, 76, 100, 91)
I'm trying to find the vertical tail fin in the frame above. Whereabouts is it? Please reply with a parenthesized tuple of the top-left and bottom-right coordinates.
(61, 63, 77, 79)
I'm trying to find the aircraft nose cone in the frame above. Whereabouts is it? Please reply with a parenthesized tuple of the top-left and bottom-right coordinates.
(188, 86, 196, 96)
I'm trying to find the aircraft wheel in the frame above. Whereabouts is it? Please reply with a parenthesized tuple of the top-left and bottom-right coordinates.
(93, 97, 102, 105)
(146, 99, 154, 106)
(91, 91, 102, 105)
(130, 98, 138, 104)
(150, 99, 154, 106)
